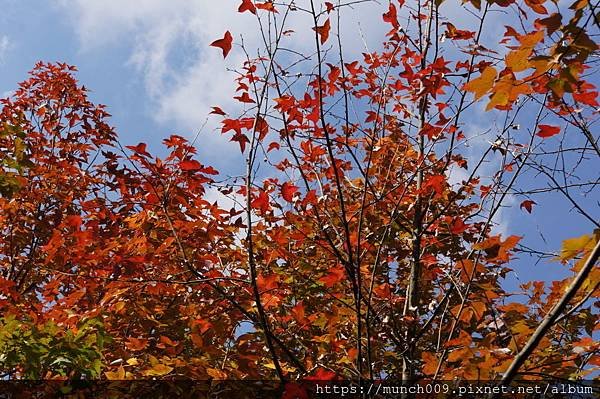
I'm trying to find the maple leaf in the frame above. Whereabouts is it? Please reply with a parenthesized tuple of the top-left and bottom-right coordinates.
(238, 0, 256, 14)
(234, 92, 256, 104)
(443, 22, 475, 40)
(267, 142, 280, 152)
(251, 190, 271, 212)
(382, 3, 399, 28)
(559, 234, 595, 261)
(505, 48, 532, 72)
(313, 18, 331, 45)
(325, 2, 335, 13)
(256, 1, 277, 12)
(534, 13, 562, 35)
(125, 337, 148, 351)
(423, 174, 446, 196)
(464, 66, 497, 100)
(210, 106, 226, 115)
(254, 115, 269, 140)
(573, 90, 599, 107)
(125, 143, 152, 158)
(520, 199, 536, 213)
(179, 159, 202, 171)
(281, 181, 299, 202)
(450, 218, 468, 235)
(143, 364, 173, 377)
(536, 124, 560, 138)
(210, 31, 233, 58)
(318, 266, 345, 287)
(306, 368, 337, 380)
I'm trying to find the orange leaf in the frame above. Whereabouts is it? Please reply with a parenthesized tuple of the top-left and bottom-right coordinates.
(318, 266, 345, 288)
(210, 31, 233, 58)
(506, 48, 532, 72)
(125, 337, 148, 351)
(256, 1, 277, 12)
(520, 199, 536, 213)
(313, 18, 331, 44)
(464, 66, 497, 100)
(238, 0, 256, 14)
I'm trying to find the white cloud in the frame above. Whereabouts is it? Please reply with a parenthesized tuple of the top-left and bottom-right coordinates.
(0, 35, 11, 64)
(55, 1, 391, 129)
(54, 0, 393, 172)
(56, 1, 518, 236)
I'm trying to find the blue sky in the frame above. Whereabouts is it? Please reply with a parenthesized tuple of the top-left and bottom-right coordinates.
(1, 0, 597, 294)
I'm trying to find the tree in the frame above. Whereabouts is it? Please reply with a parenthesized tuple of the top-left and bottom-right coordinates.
(0, 0, 598, 394)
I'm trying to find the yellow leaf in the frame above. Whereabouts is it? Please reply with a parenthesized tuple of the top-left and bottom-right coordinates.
(114, 301, 126, 312)
(506, 48, 532, 72)
(105, 366, 125, 380)
(464, 67, 497, 100)
(126, 358, 139, 366)
(143, 363, 173, 376)
(560, 234, 594, 261)
(512, 322, 532, 336)
(486, 91, 510, 111)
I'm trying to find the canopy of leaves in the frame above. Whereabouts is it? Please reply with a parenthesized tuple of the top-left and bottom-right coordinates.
(0, 0, 598, 391)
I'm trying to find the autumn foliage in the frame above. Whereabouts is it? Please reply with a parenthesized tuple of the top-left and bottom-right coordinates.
(1, 0, 599, 394)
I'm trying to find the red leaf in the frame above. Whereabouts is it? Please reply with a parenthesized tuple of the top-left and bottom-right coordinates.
(281, 182, 299, 202)
(450, 218, 468, 235)
(306, 368, 338, 381)
(573, 90, 599, 107)
(254, 116, 269, 140)
(313, 18, 331, 44)
(423, 174, 446, 196)
(234, 92, 256, 104)
(180, 159, 202, 171)
(238, 0, 256, 14)
(520, 199, 537, 213)
(125, 143, 152, 158)
(210, 106, 226, 115)
(231, 133, 250, 153)
(443, 22, 475, 40)
(251, 190, 271, 212)
(210, 31, 233, 58)
(267, 142, 280, 152)
(382, 3, 399, 28)
(200, 165, 219, 175)
(325, 2, 334, 13)
(65, 215, 82, 228)
(536, 124, 560, 138)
